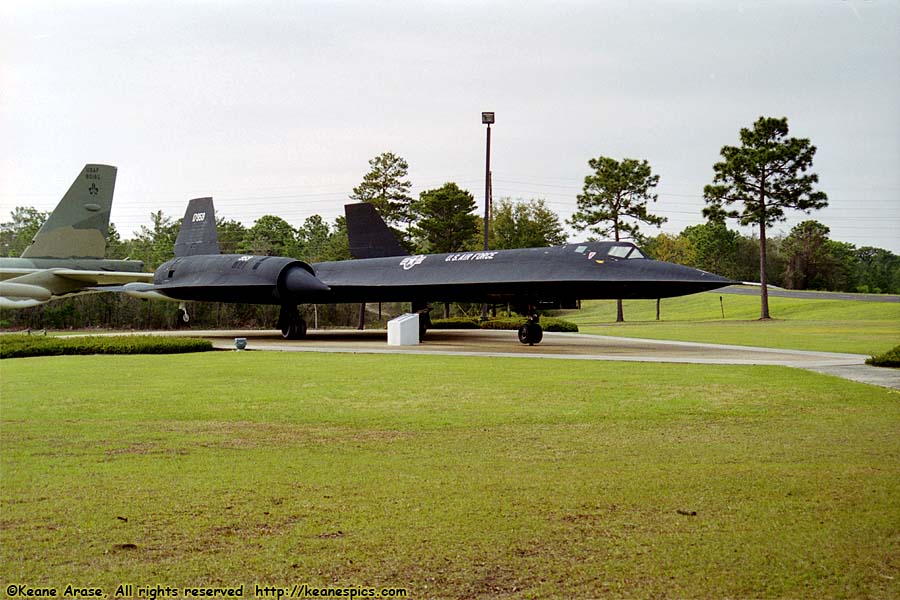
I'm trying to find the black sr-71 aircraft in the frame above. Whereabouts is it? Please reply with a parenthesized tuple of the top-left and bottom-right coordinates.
(124, 198, 733, 344)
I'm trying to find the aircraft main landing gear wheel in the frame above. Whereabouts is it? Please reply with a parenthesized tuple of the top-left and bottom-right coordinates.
(518, 322, 543, 346)
(412, 301, 433, 342)
(418, 310, 432, 342)
(281, 319, 307, 340)
(279, 305, 307, 340)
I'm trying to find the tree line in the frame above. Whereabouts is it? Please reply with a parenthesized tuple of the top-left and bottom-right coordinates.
(643, 219, 899, 295)
(1, 116, 897, 330)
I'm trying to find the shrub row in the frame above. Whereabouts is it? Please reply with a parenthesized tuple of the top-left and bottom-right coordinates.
(426, 317, 482, 329)
(0, 334, 213, 359)
(866, 345, 900, 368)
(430, 317, 578, 333)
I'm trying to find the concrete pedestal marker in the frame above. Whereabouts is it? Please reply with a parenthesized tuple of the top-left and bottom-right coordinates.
(387, 313, 419, 346)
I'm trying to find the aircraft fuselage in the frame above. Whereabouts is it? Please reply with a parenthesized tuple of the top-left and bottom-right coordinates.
(150, 242, 732, 307)
(314, 243, 730, 305)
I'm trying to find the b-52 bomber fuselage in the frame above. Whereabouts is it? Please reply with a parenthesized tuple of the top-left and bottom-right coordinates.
(128, 198, 733, 344)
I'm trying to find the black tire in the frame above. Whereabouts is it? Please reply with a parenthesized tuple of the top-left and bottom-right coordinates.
(281, 318, 307, 340)
(517, 324, 530, 344)
(279, 304, 306, 340)
(418, 318, 429, 341)
(517, 322, 543, 345)
(417, 309, 431, 342)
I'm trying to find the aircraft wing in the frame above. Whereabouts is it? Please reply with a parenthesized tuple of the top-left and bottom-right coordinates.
(0, 268, 153, 308)
(1, 268, 153, 287)
(47, 269, 154, 286)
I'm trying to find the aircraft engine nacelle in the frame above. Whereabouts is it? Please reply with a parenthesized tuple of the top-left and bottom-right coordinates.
(0, 281, 53, 302)
(0, 295, 48, 309)
(153, 255, 329, 304)
(277, 261, 331, 299)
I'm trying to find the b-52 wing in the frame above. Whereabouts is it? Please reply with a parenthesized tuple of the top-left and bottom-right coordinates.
(0, 268, 153, 309)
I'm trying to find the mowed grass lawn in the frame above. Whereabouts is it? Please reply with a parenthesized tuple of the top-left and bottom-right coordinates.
(562, 291, 900, 355)
(2, 352, 898, 599)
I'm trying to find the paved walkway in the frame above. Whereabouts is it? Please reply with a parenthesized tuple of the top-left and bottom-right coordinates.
(155, 329, 900, 391)
(717, 285, 900, 303)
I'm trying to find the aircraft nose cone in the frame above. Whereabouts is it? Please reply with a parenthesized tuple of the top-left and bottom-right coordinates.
(689, 266, 734, 284)
(282, 266, 331, 295)
(656, 260, 734, 284)
(697, 268, 738, 285)
(636, 259, 736, 296)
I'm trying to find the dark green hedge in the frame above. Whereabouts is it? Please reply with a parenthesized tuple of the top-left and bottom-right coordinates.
(0, 334, 213, 359)
(430, 317, 578, 333)
(866, 345, 900, 368)
(427, 317, 482, 329)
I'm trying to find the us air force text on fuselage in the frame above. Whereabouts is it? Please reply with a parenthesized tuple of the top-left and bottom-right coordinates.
(398, 251, 498, 271)
(444, 252, 497, 263)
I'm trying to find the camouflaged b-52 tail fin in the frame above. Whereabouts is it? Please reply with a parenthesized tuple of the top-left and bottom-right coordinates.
(174, 197, 219, 257)
(21, 164, 117, 259)
(345, 202, 409, 259)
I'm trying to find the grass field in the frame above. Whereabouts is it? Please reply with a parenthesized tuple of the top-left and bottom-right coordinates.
(2, 352, 898, 599)
(560, 291, 900, 355)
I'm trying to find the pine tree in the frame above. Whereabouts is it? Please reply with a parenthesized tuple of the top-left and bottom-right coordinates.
(704, 116, 827, 318)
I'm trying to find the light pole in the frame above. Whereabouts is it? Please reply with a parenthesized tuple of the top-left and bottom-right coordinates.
(481, 111, 494, 321)
(481, 111, 494, 251)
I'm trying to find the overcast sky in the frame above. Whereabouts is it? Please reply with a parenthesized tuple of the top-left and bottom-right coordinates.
(2, 0, 898, 253)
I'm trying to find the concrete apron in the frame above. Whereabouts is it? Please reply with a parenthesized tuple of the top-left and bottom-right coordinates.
(146, 329, 900, 391)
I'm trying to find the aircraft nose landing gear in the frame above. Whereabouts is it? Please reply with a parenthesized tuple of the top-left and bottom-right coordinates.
(517, 313, 543, 346)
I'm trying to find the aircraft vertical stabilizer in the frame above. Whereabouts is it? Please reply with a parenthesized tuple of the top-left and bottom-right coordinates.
(21, 164, 117, 259)
(174, 197, 219, 257)
(345, 202, 408, 259)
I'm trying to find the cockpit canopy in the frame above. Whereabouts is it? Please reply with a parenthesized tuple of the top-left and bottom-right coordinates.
(571, 242, 646, 260)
